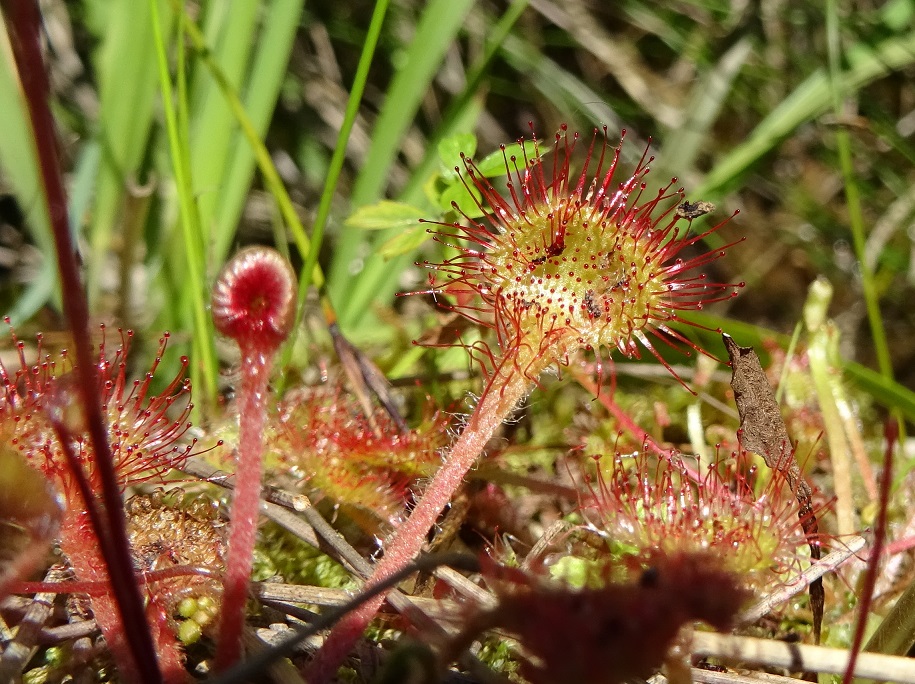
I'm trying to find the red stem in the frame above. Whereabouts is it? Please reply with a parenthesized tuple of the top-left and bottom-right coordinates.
(307, 363, 531, 682)
(215, 350, 272, 670)
(61, 515, 186, 684)
(842, 419, 896, 684)
(1, 4, 160, 681)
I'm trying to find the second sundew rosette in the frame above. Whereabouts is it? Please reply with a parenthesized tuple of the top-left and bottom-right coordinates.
(578, 450, 813, 594)
(272, 385, 450, 526)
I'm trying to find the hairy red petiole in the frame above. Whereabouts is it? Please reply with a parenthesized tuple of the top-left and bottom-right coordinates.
(13, 566, 222, 597)
(211, 247, 295, 670)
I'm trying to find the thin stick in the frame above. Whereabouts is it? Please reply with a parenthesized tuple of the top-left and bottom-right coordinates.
(739, 535, 865, 624)
(692, 632, 915, 683)
(210, 553, 480, 684)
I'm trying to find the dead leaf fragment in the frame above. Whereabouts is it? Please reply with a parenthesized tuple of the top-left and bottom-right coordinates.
(723, 333, 823, 643)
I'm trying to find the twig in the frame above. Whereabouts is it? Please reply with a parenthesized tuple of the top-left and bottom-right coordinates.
(739, 535, 866, 624)
(255, 583, 462, 621)
(434, 566, 497, 609)
(653, 668, 810, 684)
(0, 572, 57, 679)
(692, 672, 806, 684)
(692, 631, 915, 683)
(243, 625, 307, 684)
(522, 519, 571, 571)
(209, 553, 480, 684)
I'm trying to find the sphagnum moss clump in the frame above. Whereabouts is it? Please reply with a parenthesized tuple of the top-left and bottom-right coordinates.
(309, 126, 745, 681)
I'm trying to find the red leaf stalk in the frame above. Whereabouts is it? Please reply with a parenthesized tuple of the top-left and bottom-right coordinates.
(211, 247, 295, 670)
(308, 357, 530, 680)
(60, 512, 187, 682)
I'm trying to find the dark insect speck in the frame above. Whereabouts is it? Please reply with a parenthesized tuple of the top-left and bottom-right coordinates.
(676, 200, 715, 220)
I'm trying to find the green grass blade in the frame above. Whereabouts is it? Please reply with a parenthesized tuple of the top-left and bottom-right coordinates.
(188, 2, 259, 248)
(500, 31, 626, 136)
(212, 0, 306, 265)
(862, 577, 915, 662)
(825, 0, 893, 383)
(149, 0, 218, 404)
(174, 3, 320, 287)
(327, 0, 475, 323)
(274, 0, 392, 389)
(656, 35, 753, 179)
(842, 362, 915, 427)
(0, 14, 56, 319)
(398, 0, 530, 203)
(84, 0, 168, 308)
(698, 29, 915, 198)
(299, 0, 390, 298)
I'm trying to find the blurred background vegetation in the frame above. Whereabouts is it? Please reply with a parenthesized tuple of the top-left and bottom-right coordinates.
(6, 1, 915, 675)
(0, 0, 913, 420)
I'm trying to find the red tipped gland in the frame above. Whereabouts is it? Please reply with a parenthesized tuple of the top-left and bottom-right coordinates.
(212, 247, 296, 352)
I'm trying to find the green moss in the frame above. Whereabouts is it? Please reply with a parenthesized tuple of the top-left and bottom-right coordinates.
(256, 521, 357, 590)
(476, 636, 521, 679)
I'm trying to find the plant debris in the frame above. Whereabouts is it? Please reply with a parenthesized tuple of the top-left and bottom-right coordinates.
(724, 333, 824, 642)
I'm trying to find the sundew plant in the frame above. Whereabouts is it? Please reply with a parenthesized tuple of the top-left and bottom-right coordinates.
(0, 1, 914, 683)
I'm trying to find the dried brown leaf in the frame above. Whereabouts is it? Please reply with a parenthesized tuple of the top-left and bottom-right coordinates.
(724, 334, 824, 643)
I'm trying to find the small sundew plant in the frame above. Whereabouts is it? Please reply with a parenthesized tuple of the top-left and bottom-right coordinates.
(1, 327, 196, 491)
(582, 450, 812, 592)
(275, 386, 448, 524)
(310, 126, 745, 679)
(0, 327, 204, 682)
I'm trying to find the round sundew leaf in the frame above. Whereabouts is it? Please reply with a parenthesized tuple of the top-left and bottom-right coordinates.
(413, 127, 744, 387)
